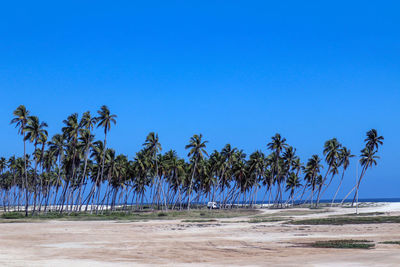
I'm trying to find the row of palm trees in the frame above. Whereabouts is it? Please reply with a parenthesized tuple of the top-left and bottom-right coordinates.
(0, 105, 383, 216)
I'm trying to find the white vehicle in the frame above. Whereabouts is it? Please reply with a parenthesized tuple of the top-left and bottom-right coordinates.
(207, 202, 219, 209)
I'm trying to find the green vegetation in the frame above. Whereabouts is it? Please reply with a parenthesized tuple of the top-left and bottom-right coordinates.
(0, 209, 260, 222)
(309, 239, 374, 249)
(380, 241, 400, 245)
(291, 215, 400, 225)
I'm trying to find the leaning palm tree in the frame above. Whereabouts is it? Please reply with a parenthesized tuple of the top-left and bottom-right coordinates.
(10, 105, 30, 216)
(316, 138, 341, 207)
(185, 134, 208, 210)
(352, 129, 384, 206)
(341, 129, 384, 206)
(304, 155, 322, 207)
(331, 147, 354, 206)
(285, 172, 302, 206)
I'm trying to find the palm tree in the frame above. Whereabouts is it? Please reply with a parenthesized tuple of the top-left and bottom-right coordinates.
(96, 105, 117, 195)
(48, 134, 65, 196)
(87, 140, 106, 211)
(185, 134, 208, 210)
(232, 151, 247, 207)
(316, 138, 341, 207)
(247, 151, 265, 207)
(143, 132, 165, 209)
(285, 172, 301, 205)
(60, 113, 80, 213)
(219, 144, 237, 206)
(24, 115, 48, 214)
(267, 134, 287, 154)
(267, 133, 287, 207)
(80, 111, 97, 131)
(331, 147, 354, 206)
(280, 146, 297, 205)
(164, 150, 186, 210)
(10, 105, 30, 216)
(304, 155, 322, 207)
(352, 129, 383, 206)
(0, 157, 6, 174)
(365, 129, 384, 151)
(77, 129, 94, 210)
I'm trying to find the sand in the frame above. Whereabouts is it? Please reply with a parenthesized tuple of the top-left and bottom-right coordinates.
(1, 203, 400, 266)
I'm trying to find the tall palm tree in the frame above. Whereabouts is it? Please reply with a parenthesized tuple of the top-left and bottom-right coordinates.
(247, 151, 265, 207)
(352, 129, 383, 206)
(280, 146, 297, 205)
(232, 151, 247, 207)
(316, 138, 341, 206)
(96, 105, 117, 194)
(304, 155, 322, 207)
(143, 132, 164, 209)
(10, 105, 30, 216)
(185, 134, 208, 210)
(77, 129, 94, 210)
(164, 150, 186, 209)
(87, 140, 106, 211)
(24, 116, 48, 180)
(60, 113, 80, 213)
(219, 144, 237, 206)
(267, 133, 287, 207)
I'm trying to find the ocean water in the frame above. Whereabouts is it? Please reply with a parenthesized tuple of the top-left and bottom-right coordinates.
(254, 198, 400, 204)
(123, 198, 400, 206)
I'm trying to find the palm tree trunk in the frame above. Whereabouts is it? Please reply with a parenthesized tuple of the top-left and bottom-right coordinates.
(187, 159, 198, 210)
(77, 151, 89, 211)
(23, 130, 29, 217)
(351, 165, 368, 206)
(319, 173, 334, 202)
(316, 166, 331, 207)
(32, 143, 39, 215)
(331, 170, 345, 207)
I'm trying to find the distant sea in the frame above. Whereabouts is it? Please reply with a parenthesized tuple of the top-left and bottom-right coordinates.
(254, 198, 400, 204)
(318, 198, 400, 203)
(128, 198, 400, 206)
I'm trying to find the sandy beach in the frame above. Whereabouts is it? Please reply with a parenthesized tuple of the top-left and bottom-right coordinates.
(0, 203, 400, 266)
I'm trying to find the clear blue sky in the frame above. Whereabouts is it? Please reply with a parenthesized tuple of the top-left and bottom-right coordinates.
(0, 1, 399, 199)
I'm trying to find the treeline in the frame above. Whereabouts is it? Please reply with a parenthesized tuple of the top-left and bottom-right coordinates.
(0, 105, 383, 216)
